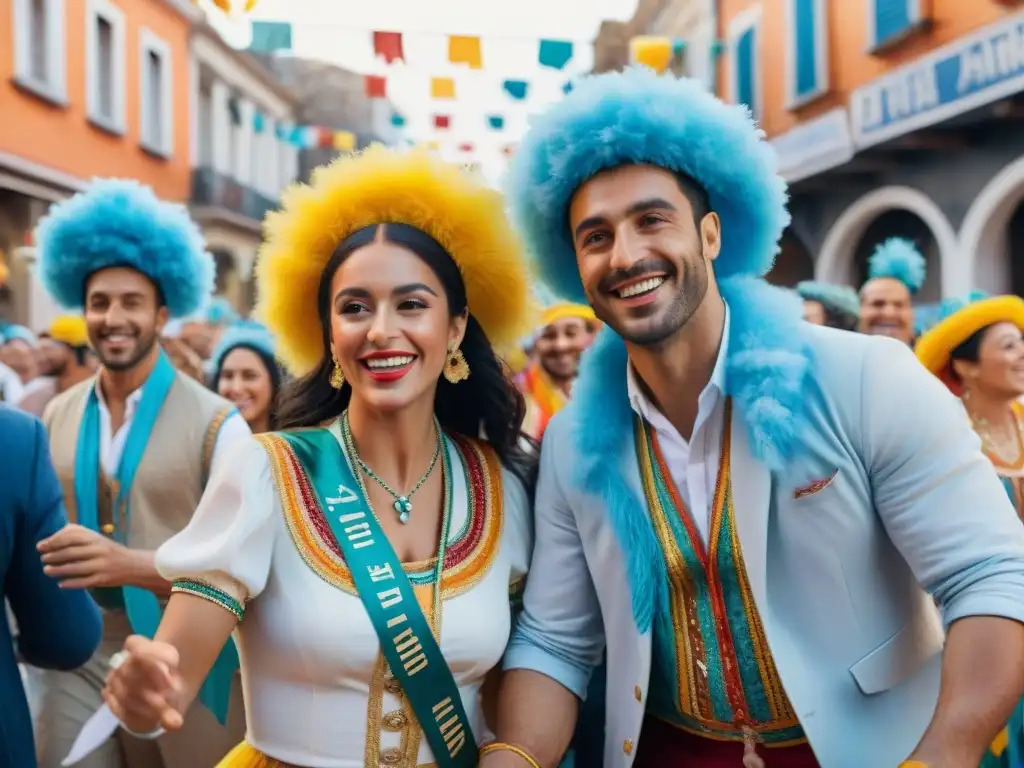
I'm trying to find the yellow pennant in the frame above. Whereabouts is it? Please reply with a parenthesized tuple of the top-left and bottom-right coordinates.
(630, 36, 674, 74)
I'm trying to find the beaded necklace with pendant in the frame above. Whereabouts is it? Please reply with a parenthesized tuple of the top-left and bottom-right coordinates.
(341, 411, 442, 523)
(339, 411, 452, 619)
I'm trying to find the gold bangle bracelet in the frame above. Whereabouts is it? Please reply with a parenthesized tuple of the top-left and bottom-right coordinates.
(479, 741, 542, 768)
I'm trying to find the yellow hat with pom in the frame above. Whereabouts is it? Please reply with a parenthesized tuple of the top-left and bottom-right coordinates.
(256, 145, 534, 376)
(47, 315, 89, 348)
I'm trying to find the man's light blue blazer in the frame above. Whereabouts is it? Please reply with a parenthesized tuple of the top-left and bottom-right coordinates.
(506, 313, 1024, 768)
(0, 405, 102, 768)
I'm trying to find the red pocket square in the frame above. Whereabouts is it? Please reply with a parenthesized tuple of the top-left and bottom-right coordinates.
(794, 469, 839, 499)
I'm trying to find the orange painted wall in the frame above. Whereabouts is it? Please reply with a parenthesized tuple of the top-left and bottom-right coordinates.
(0, 0, 192, 201)
(717, 0, 1019, 138)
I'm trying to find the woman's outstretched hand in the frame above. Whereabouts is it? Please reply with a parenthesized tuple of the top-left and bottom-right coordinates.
(102, 635, 186, 734)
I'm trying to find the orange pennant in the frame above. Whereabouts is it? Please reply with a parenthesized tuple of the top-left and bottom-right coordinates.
(431, 77, 456, 99)
(448, 35, 482, 69)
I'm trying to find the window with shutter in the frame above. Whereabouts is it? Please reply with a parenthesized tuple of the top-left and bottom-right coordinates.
(736, 28, 755, 111)
(728, 7, 762, 119)
(789, 0, 829, 107)
(870, 0, 922, 49)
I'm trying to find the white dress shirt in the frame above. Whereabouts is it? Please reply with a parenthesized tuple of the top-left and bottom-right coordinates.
(626, 309, 730, 546)
(93, 378, 251, 478)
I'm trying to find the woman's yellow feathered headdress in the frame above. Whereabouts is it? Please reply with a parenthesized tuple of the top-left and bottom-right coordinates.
(256, 146, 535, 376)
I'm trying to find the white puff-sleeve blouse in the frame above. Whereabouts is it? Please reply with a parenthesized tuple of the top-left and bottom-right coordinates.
(157, 430, 532, 768)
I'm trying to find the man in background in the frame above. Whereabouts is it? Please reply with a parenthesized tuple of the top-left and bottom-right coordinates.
(859, 237, 926, 346)
(517, 302, 599, 442)
(18, 316, 97, 417)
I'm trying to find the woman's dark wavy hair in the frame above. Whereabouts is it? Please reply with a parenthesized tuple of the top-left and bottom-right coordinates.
(275, 222, 536, 489)
(211, 344, 285, 431)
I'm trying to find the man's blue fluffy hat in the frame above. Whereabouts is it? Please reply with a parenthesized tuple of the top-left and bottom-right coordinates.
(35, 178, 214, 318)
(506, 67, 790, 303)
(865, 237, 927, 295)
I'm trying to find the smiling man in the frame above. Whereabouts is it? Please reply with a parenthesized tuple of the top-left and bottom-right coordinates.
(479, 68, 1024, 768)
(517, 301, 599, 442)
(858, 237, 927, 345)
(28, 179, 248, 768)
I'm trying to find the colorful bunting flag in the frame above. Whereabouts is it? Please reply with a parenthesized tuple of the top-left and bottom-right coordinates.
(390, 112, 406, 128)
(538, 39, 573, 69)
(630, 36, 674, 73)
(365, 75, 387, 99)
(434, 115, 450, 129)
(248, 21, 292, 53)
(253, 110, 265, 133)
(333, 130, 356, 152)
(503, 80, 529, 100)
(373, 31, 404, 63)
(431, 77, 456, 99)
(487, 115, 504, 130)
(458, 142, 474, 152)
(448, 36, 482, 69)
(562, 81, 574, 95)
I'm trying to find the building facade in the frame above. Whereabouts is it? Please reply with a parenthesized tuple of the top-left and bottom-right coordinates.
(0, 0, 198, 327)
(716, 0, 1024, 297)
(189, 20, 300, 313)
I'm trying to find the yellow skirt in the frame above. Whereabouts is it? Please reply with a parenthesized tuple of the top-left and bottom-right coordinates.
(217, 742, 298, 768)
(218, 741, 440, 768)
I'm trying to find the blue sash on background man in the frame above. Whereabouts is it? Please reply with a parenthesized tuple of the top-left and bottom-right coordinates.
(73, 350, 238, 725)
(281, 425, 478, 768)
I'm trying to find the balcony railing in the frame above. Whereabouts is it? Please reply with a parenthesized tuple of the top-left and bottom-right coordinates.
(191, 167, 277, 222)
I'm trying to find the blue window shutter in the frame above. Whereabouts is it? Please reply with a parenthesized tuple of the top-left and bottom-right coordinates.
(794, 0, 818, 98)
(873, 0, 913, 47)
(736, 26, 756, 113)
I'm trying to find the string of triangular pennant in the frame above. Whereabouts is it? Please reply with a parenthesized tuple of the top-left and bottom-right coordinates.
(242, 20, 721, 157)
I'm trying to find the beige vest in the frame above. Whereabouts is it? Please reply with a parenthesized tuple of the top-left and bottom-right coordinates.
(43, 372, 235, 550)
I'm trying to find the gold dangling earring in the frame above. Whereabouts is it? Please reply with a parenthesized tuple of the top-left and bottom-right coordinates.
(329, 356, 346, 389)
(443, 346, 470, 384)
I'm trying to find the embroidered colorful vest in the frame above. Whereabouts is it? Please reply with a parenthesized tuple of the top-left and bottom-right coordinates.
(636, 399, 806, 746)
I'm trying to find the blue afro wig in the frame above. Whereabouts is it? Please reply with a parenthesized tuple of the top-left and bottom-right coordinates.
(796, 281, 860, 321)
(866, 237, 927, 294)
(505, 66, 790, 303)
(211, 321, 278, 374)
(35, 178, 214, 318)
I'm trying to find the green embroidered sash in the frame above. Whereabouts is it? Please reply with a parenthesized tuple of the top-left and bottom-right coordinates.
(279, 426, 478, 768)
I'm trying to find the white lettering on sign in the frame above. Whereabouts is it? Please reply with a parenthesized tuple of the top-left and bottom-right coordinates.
(957, 27, 1024, 94)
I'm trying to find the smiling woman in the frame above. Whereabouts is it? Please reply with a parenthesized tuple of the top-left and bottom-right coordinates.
(210, 322, 282, 434)
(101, 146, 540, 768)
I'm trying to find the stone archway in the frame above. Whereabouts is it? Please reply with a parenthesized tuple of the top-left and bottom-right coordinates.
(959, 154, 1024, 295)
(817, 186, 958, 297)
(765, 228, 815, 288)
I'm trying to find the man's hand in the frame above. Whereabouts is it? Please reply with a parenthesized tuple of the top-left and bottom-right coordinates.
(38, 524, 143, 589)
